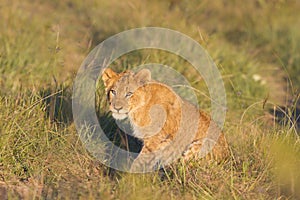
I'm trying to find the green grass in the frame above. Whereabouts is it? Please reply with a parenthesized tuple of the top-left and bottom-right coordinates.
(0, 0, 300, 199)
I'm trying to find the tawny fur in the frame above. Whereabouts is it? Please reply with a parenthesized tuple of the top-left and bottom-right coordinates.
(101, 68, 229, 170)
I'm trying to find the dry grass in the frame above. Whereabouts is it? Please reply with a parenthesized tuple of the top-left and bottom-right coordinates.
(0, 0, 300, 199)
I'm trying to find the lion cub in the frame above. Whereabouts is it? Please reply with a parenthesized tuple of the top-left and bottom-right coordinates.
(102, 68, 229, 171)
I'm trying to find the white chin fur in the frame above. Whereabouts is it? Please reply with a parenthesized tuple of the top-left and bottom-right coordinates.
(112, 113, 128, 120)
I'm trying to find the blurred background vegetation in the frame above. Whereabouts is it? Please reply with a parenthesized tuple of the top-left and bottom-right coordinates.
(0, 0, 299, 199)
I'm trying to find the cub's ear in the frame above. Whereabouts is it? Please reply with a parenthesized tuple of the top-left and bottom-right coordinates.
(134, 69, 151, 85)
(101, 68, 117, 89)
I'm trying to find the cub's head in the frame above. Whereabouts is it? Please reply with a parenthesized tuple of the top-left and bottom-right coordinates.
(101, 68, 151, 120)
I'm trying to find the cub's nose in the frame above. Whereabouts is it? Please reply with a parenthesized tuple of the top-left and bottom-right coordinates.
(114, 106, 123, 112)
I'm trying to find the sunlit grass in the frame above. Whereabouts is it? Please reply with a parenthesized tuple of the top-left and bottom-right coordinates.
(0, 0, 299, 199)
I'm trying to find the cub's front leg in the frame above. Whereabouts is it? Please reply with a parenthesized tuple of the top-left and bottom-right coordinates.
(130, 147, 159, 172)
(130, 136, 175, 172)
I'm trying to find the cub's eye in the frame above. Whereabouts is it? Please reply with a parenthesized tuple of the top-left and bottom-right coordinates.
(125, 92, 133, 98)
(110, 89, 116, 95)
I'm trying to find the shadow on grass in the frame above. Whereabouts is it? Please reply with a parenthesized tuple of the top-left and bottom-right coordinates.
(97, 113, 143, 154)
(269, 98, 300, 132)
(40, 85, 73, 125)
(40, 83, 142, 155)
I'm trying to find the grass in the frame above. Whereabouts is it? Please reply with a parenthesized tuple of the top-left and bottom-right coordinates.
(0, 0, 300, 199)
